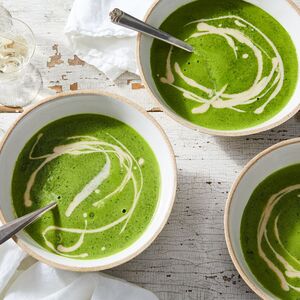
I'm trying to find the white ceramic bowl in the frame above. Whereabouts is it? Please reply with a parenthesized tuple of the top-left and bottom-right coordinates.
(0, 91, 177, 271)
(137, 0, 300, 136)
(225, 138, 300, 299)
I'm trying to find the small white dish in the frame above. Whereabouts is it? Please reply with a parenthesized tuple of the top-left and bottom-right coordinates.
(0, 90, 177, 271)
(225, 138, 300, 299)
(137, 0, 300, 136)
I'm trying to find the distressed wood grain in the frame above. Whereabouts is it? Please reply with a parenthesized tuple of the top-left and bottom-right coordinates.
(2, 0, 300, 299)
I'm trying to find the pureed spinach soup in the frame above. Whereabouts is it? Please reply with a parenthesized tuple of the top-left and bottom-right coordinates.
(241, 164, 300, 299)
(12, 114, 160, 259)
(151, 0, 298, 130)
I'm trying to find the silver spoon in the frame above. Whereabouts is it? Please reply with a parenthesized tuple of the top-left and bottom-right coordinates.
(109, 8, 193, 53)
(0, 201, 57, 245)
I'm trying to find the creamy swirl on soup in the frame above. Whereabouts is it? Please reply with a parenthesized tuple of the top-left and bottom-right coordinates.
(12, 114, 160, 259)
(151, 0, 298, 130)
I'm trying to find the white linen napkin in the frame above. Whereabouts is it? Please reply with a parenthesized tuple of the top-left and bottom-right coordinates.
(65, 0, 154, 80)
(0, 225, 158, 300)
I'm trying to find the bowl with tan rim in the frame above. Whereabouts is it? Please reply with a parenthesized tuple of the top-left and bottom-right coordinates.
(137, 0, 300, 136)
(225, 138, 300, 299)
(0, 90, 177, 271)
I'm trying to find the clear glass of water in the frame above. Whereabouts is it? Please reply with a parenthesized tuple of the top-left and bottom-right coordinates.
(0, 14, 42, 107)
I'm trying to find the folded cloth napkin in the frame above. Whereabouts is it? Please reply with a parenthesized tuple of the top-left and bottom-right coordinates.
(65, 0, 154, 80)
(0, 225, 158, 300)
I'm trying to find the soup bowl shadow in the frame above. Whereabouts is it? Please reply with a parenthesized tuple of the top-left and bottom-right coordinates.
(212, 112, 300, 167)
(0, 90, 177, 272)
(137, 0, 300, 136)
(225, 138, 300, 299)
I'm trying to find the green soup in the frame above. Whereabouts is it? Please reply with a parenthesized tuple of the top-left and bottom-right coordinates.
(241, 164, 300, 299)
(12, 114, 160, 259)
(151, 0, 298, 130)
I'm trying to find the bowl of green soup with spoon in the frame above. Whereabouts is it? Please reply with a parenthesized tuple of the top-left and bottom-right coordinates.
(0, 91, 177, 271)
(225, 139, 300, 299)
(138, 0, 300, 136)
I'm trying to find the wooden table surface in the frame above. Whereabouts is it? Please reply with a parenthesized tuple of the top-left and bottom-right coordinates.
(2, 0, 300, 299)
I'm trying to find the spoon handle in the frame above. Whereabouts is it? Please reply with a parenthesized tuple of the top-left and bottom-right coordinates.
(0, 201, 57, 245)
(109, 8, 193, 53)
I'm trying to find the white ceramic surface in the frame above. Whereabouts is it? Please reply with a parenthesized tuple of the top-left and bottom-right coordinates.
(225, 138, 300, 299)
(0, 91, 177, 271)
(138, 0, 300, 136)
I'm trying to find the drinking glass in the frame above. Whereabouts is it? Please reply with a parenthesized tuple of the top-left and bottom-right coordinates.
(0, 12, 42, 107)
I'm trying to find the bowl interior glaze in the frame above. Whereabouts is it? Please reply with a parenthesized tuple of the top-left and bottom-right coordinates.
(0, 91, 176, 271)
(138, 0, 300, 136)
(225, 139, 300, 299)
